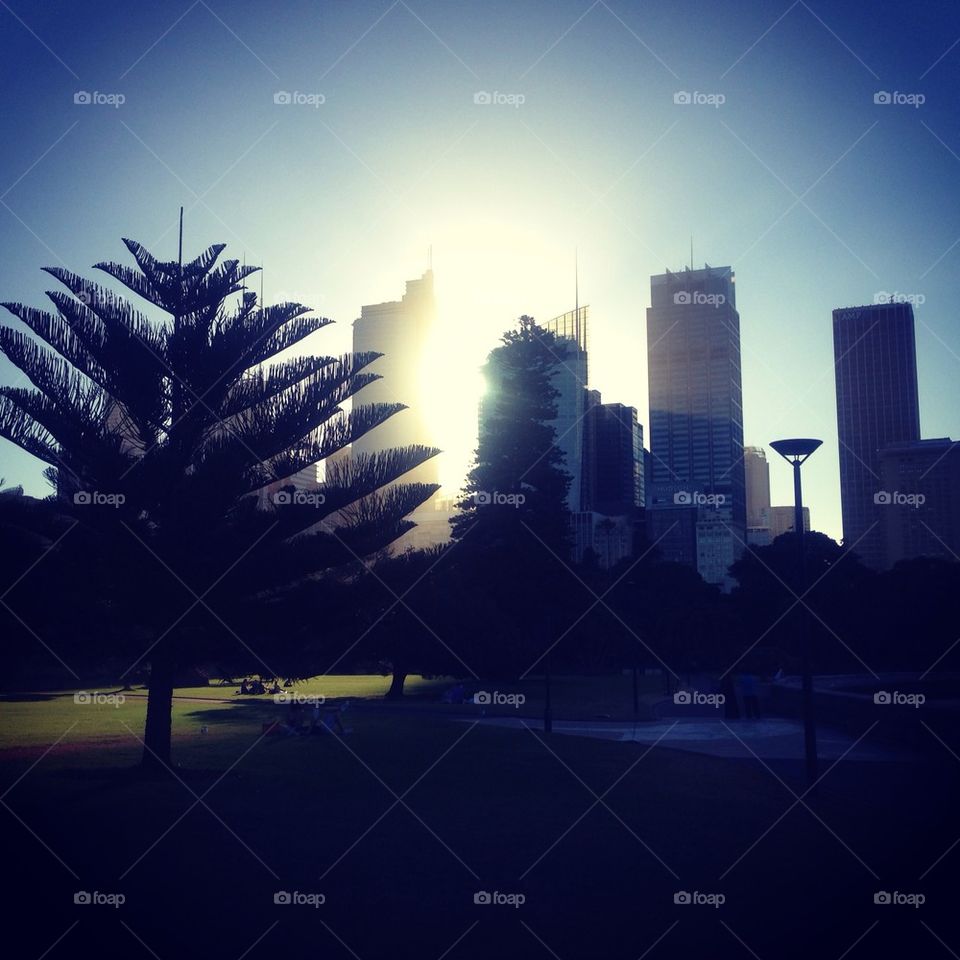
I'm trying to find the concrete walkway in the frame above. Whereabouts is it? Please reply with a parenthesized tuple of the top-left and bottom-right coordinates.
(458, 715, 906, 761)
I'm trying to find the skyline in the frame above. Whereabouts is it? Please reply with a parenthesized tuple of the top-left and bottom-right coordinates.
(2, 0, 960, 543)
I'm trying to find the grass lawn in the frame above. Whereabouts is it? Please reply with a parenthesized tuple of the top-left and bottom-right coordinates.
(0, 684, 956, 958)
(167, 670, 669, 718)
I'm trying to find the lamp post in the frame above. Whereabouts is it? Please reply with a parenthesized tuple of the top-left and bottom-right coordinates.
(770, 438, 822, 789)
(544, 656, 553, 734)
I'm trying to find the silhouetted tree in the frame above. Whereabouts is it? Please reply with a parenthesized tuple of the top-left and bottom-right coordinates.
(448, 316, 575, 676)
(0, 237, 438, 766)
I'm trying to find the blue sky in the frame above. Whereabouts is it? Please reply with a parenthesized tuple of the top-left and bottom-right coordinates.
(1, 0, 959, 541)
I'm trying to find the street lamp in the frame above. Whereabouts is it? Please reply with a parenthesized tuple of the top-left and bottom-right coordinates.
(770, 438, 822, 789)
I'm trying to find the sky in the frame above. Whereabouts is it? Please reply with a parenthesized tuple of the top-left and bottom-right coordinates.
(1, 0, 959, 542)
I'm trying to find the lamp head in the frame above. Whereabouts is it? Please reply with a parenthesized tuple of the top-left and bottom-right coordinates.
(770, 438, 822, 464)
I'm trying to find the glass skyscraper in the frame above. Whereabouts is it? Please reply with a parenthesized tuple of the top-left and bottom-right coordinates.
(833, 302, 920, 569)
(646, 265, 746, 588)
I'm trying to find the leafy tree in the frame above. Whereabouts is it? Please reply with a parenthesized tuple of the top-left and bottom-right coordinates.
(729, 531, 872, 672)
(0, 236, 437, 766)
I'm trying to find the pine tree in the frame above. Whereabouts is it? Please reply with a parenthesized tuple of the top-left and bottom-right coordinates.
(448, 316, 574, 676)
(0, 235, 438, 766)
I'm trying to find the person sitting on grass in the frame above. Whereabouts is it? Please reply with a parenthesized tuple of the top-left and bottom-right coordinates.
(238, 679, 250, 696)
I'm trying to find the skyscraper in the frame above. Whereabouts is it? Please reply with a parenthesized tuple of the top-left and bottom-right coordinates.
(768, 505, 811, 540)
(540, 307, 589, 511)
(352, 270, 443, 549)
(582, 399, 644, 516)
(833, 302, 921, 569)
(877, 438, 960, 568)
(646, 265, 746, 588)
(744, 446, 771, 528)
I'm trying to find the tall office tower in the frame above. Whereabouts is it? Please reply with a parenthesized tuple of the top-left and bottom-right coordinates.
(539, 308, 590, 511)
(646, 265, 746, 589)
(877, 438, 960, 568)
(833, 302, 921, 569)
(543, 306, 589, 382)
(744, 446, 771, 527)
(352, 270, 442, 550)
(744, 445, 772, 546)
(586, 401, 644, 516)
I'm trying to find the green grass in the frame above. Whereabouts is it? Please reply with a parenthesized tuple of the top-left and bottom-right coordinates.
(0, 678, 951, 959)
(170, 672, 453, 700)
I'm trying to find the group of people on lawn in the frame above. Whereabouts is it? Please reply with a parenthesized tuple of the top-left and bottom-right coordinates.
(236, 678, 282, 696)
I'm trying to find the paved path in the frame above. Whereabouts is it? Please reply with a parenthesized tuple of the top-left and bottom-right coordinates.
(457, 716, 907, 761)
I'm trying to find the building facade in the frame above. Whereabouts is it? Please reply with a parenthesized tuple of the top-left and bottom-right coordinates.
(352, 270, 443, 550)
(877, 438, 960, 568)
(646, 265, 746, 589)
(833, 302, 921, 569)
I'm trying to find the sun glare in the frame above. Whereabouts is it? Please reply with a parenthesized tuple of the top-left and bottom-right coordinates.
(418, 214, 574, 494)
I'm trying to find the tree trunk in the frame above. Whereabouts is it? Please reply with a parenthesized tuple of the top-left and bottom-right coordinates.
(385, 668, 407, 700)
(142, 646, 176, 769)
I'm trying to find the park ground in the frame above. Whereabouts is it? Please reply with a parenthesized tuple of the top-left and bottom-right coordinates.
(1, 675, 957, 959)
